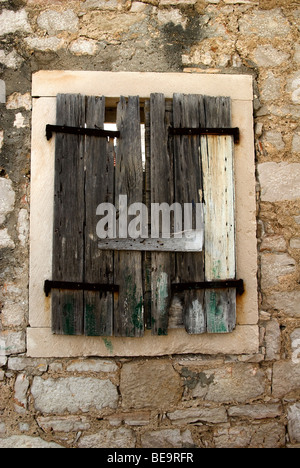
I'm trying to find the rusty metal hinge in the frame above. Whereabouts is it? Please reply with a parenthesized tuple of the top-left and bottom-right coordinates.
(172, 279, 244, 295)
(46, 124, 120, 141)
(44, 280, 119, 297)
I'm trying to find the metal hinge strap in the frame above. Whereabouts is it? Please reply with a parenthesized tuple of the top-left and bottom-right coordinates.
(169, 127, 240, 144)
(44, 280, 119, 297)
(172, 279, 244, 296)
(46, 124, 120, 141)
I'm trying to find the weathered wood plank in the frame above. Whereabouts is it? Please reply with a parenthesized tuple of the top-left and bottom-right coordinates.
(149, 94, 174, 335)
(98, 230, 203, 252)
(201, 96, 236, 333)
(84, 96, 114, 336)
(173, 94, 206, 334)
(143, 99, 152, 330)
(114, 96, 144, 337)
(52, 94, 85, 335)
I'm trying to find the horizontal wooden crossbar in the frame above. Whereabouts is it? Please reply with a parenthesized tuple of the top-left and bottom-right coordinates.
(46, 124, 120, 141)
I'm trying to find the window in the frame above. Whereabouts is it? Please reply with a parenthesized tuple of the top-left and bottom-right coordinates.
(28, 71, 258, 358)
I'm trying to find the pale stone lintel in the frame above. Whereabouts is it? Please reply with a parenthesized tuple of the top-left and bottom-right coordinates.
(27, 325, 259, 358)
(32, 71, 253, 102)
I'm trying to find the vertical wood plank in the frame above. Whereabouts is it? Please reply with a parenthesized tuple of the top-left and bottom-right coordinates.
(84, 96, 114, 336)
(150, 94, 174, 336)
(173, 94, 206, 334)
(114, 96, 144, 337)
(52, 94, 85, 335)
(201, 96, 236, 333)
(144, 99, 152, 330)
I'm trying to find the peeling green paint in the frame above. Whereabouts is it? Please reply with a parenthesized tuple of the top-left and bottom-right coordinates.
(206, 291, 227, 333)
(212, 260, 222, 280)
(85, 304, 96, 336)
(131, 296, 144, 331)
(102, 338, 113, 354)
(62, 300, 75, 335)
(124, 273, 144, 335)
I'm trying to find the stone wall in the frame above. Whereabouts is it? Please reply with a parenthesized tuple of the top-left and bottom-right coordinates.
(0, 0, 299, 449)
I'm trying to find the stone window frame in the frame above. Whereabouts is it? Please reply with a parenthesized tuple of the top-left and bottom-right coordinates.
(28, 71, 258, 358)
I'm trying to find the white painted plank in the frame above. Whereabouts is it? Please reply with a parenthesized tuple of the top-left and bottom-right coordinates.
(202, 135, 236, 281)
(202, 135, 236, 333)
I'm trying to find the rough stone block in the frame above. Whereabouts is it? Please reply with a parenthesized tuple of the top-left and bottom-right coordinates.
(141, 429, 194, 449)
(261, 72, 281, 102)
(1, 302, 26, 328)
(78, 428, 136, 448)
(31, 377, 118, 414)
(260, 236, 286, 253)
(267, 291, 300, 318)
(167, 406, 228, 424)
(120, 360, 182, 410)
(37, 416, 90, 433)
(190, 364, 266, 403)
(287, 71, 300, 105)
(25, 37, 65, 52)
(69, 39, 98, 56)
(0, 9, 31, 36)
(228, 404, 282, 419)
(14, 374, 30, 414)
(261, 253, 296, 290)
(8, 357, 48, 374)
(160, 0, 197, 4)
(239, 9, 291, 38)
(0, 436, 64, 449)
(290, 238, 300, 249)
(254, 45, 290, 67)
(107, 411, 151, 427)
(17, 209, 29, 247)
(295, 44, 300, 63)
(265, 319, 281, 361)
(214, 422, 285, 448)
(0, 178, 15, 225)
(157, 9, 187, 28)
(0, 50, 23, 69)
(264, 131, 285, 151)
(0, 228, 14, 249)
(0, 80, 5, 104)
(66, 358, 118, 373)
(292, 134, 300, 153)
(83, 0, 119, 9)
(0, 331, 26, 355)
(288, 404, 300, 444)
(37, 9, 79, 35)
(6, 93, 31, 111)
(273, 361, 300, 398)
(258, 162, 300, 202)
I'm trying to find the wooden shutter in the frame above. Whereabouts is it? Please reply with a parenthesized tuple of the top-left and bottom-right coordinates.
(148, 93, 236, 335)
(51, 92, 236, 337)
